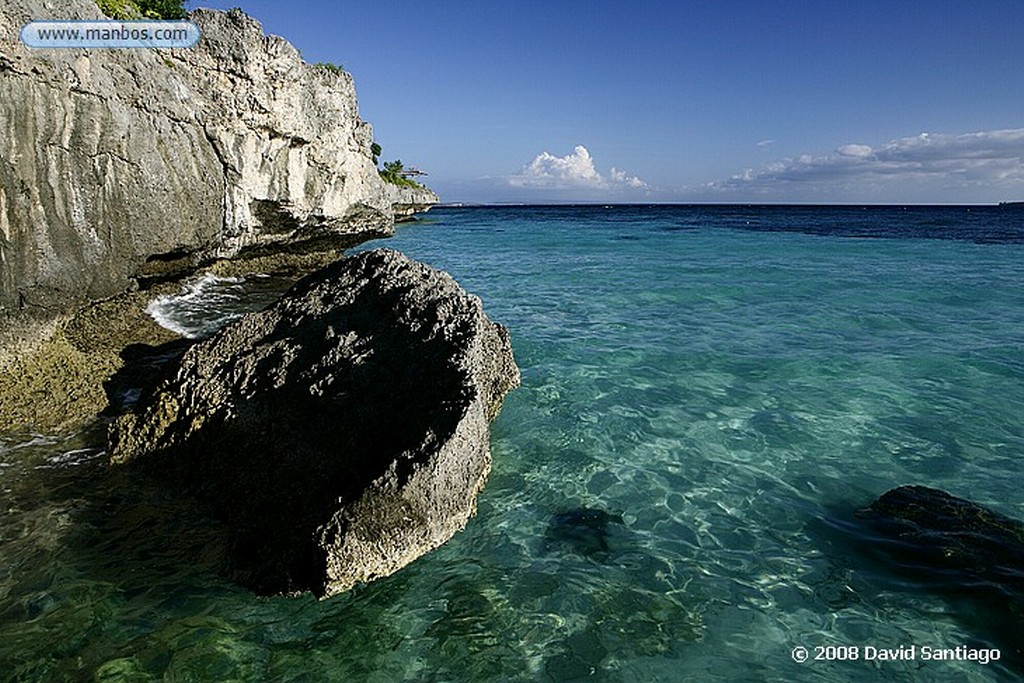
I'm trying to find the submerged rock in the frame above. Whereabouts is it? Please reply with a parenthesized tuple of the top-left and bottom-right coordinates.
(544, 507, 625, 558)
(108, 249, 519, 598)
(858, 485, 1024, 592)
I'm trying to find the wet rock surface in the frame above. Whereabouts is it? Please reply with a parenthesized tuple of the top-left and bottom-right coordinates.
(108, 249, 519, 598)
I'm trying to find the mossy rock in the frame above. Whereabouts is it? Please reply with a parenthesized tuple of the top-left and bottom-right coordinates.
(0, 290, 180, 434)
(95, 0, 188, 20)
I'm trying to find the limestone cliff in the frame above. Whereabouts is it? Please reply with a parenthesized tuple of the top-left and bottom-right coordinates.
(388, 183, 441, 221)
(0, 0, 436, 337)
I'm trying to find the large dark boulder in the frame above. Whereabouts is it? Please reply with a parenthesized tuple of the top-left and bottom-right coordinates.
(108, 249, 519, 598)
(858, 485, 1024, 593)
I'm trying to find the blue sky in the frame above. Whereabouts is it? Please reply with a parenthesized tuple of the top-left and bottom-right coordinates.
(196, 1, 1024, 204)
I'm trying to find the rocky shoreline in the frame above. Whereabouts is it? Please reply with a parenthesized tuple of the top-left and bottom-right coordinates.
(0, 0, 439, 432)
(0, 247, 358, 433)
(0, 289, 179, 433)
(0, 1, 525, 598)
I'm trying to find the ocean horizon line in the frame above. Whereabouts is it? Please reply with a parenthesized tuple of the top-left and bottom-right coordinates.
(436, 201, 1020, 209)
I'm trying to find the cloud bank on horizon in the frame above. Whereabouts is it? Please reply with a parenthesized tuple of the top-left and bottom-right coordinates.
(508, 145, 648, 193)
(453, 129, 1024, 204)
(706, 128, 1024, 202)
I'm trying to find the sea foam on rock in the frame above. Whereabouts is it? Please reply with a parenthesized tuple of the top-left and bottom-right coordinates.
(108, 249, 519, 598)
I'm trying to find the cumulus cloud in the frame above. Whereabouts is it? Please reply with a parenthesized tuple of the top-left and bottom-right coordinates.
(515, 145, 602, 187)
(609, 167, 648, 188)
(708, 128, 1024, 200)
(509, 145, 648, 191)
(836, 144, 873, 158)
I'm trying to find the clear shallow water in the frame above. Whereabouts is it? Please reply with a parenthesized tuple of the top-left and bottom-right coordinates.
(3, 205, 1024, 681)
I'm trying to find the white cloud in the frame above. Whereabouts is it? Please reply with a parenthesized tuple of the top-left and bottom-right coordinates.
(756, 139, 776, 148)
(609, 167, 648, 188)
(708, 129, 1024, 200)
(518, 145, 602, 187)
(509, 145, 648, 191)
(837, 144, 873, 158)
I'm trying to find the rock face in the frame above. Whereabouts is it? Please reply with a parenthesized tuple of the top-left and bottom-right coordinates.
(0, 0, 436, 334)
(859, 485, 1024, 593)
(109, 249, 519, 598)
(389, 184, 441, 221)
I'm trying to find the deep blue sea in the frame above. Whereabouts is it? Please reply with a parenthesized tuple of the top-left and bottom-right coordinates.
(2, 205, 1023, 681)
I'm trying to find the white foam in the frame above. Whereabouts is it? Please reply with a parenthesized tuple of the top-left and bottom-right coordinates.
(145, 273, 247, 339)
(36, 447, 105, 469)
(9, 434, 60, 451)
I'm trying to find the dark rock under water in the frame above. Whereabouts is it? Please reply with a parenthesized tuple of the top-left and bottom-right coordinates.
(856, 485, 1024, 665)
(858, 485, 1024, 593)
(544, 507, 625, 559)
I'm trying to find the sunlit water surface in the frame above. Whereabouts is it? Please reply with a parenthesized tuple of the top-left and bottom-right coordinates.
(2, 205, 1023, 681)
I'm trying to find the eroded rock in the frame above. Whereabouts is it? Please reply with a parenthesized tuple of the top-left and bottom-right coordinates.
(108, 249, 519, 598)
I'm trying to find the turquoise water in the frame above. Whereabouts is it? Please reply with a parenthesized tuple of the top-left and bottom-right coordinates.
(2, 206, 1024, 681)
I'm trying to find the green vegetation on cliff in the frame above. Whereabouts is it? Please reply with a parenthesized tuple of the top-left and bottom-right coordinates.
(379, 159, 425, 189)
(315, 61, 346, 76)
(95, 0, 188, 20)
